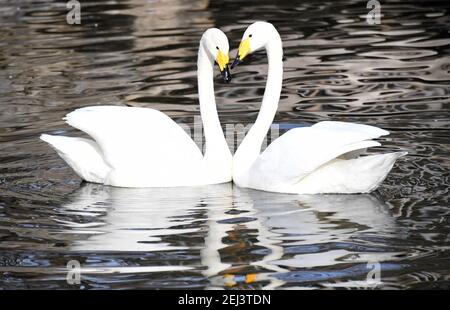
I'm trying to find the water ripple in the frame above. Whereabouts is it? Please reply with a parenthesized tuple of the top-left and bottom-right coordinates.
(0, 0, 448, 289)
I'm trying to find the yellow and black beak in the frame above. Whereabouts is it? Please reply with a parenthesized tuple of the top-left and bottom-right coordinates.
(216, 50, 232, 83)
(231, 38, 251, 69)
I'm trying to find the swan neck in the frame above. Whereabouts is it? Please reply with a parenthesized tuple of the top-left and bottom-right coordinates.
(197, 43, 230, 161)
(234, 33, 283, 177)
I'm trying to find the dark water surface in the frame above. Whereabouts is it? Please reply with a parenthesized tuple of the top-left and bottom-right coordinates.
(0, 0, 449, 289)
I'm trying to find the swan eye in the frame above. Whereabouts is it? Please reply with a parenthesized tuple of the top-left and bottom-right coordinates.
(249, 34, 252, 38)
(216, 46, 219, 50)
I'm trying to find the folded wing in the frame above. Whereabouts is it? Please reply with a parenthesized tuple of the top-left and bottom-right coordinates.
(64, 106, 203, 172)
(250, 121, 390, 184)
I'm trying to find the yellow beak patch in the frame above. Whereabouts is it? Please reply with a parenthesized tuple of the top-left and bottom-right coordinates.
(216, 50, 229, 71)
(237, 38, 251, 60)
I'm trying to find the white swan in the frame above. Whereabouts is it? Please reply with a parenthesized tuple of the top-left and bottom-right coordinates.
(231, 22, 407, 194)
(41, 28, 232, 187)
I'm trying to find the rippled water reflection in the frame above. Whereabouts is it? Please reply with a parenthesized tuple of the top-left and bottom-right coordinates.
(0, 0, 449, 289)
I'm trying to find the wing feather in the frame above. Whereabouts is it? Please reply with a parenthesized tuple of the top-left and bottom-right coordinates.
(64, 106, 203, 171)
(250, 121, 388, 184)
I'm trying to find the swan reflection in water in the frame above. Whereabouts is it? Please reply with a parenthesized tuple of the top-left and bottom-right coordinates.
(59, 183, 399, 288)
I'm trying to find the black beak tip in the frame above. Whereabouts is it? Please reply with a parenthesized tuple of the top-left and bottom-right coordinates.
(221, 65, 232, 83)
(231, 57, 241, 70)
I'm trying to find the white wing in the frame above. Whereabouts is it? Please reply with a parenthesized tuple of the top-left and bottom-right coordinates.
(249, 121, 389, 184)
(64, 106, 203, 171)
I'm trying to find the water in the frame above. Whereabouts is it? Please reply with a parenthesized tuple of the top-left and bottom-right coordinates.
(0, 0, 449, 289)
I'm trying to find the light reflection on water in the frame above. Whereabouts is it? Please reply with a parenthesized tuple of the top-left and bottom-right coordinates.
(0, 0, 449, 289)
(0, 183, 408, 289)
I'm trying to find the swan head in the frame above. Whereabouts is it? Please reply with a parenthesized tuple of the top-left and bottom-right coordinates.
(201, 28, 231, 83)
(231, 21, 279, 69)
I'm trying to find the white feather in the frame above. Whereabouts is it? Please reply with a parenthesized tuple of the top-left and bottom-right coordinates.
(41, 28, 233, 187)
(40, 134, 110, 183)
(233, 22, 406, 194)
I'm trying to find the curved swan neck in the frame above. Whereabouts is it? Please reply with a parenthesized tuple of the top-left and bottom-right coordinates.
(197, 42, 230, 162)
(234, 30, 283, 177)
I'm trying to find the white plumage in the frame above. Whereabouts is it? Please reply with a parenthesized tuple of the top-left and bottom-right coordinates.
(41, 28, 232, 187)
(240, 121, 406, 193)
(232, 22, 406, 194)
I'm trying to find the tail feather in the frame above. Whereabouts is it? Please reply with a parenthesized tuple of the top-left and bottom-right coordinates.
(40, 134, 110, 183)
(296, 151, 407, 194)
